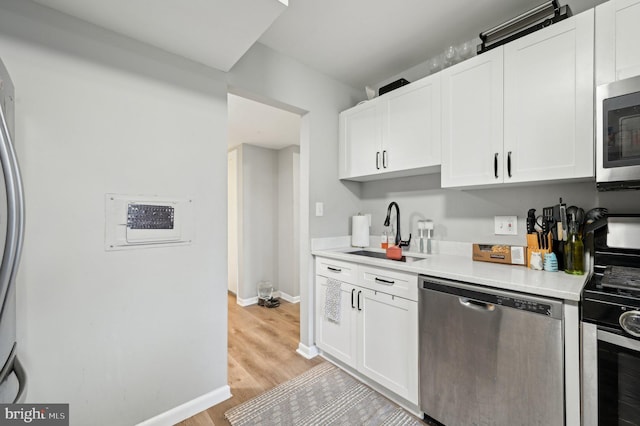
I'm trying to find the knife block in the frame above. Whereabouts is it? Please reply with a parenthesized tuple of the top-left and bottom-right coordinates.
(527, 233, 552, 269)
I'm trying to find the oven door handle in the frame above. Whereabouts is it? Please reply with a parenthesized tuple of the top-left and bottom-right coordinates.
(582, 322, 598, 426)
(598, 329, 640, 352)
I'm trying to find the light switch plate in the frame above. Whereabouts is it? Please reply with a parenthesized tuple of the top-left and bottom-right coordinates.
(495, 215, 518, 235)
(315, 202, 324, 217)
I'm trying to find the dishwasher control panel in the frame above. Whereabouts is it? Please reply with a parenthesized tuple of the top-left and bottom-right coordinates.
(420, 275, 562, 319)
(495, 296, 553, 316)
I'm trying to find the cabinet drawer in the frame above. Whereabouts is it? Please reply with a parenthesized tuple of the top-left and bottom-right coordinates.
(359, 265, 418, 301)
(316, 257, 357, 284)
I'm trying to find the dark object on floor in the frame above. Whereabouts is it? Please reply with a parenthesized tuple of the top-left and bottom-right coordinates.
(258, 297, 280, 308)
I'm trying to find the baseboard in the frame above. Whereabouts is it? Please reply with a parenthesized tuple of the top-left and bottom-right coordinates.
(237, 292, 299, 306)
(278, 291, 300, 304)
(136, 385, 231, 426)
(296, 342, 319, 359)
(236, 295, 258, 307)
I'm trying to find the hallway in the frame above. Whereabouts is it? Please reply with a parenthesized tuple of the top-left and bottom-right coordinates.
(179, 294, 322, 425)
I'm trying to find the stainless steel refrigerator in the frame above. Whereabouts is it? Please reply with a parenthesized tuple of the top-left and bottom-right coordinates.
(0, 58, 26, 403)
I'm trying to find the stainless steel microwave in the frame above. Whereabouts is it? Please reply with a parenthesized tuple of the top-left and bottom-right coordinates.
(597, 75, 640, 191)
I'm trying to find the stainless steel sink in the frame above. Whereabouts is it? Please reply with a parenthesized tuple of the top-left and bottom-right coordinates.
(348, 250, 421, 263)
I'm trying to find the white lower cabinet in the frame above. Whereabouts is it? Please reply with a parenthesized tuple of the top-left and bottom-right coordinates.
(316, 275, 357, 368)
(358, 288, 418, 403)
(315, 258, 419, 405)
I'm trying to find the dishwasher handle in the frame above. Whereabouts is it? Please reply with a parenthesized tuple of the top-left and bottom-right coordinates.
(419, 274, 563, 320)
(459, 297, 495, 312)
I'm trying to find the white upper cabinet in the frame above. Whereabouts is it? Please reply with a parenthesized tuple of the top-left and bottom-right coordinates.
(383, 77, 441, 173)
(504, 9, 594, 183)
(596, 0, 640, 85)
(339, 74, 441, 181)
(441, 47, 504, 187)
(442, 10, 594, 188)
(339, 101, 380, 179)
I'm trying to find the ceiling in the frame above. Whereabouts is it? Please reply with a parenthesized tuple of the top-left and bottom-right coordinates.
(228, 94, 300, 150)
(31, 0, 605, 148)
(259, 0, 604, 89)
(31, 0, 288, 72)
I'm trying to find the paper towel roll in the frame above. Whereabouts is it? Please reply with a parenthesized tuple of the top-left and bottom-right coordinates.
(351, 215, 370, 247)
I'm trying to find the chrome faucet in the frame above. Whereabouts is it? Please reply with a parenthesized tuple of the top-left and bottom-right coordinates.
(384, 202, 411, 247)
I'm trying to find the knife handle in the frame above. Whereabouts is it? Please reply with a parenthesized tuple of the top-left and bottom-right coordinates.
(526, 209, 536, 234)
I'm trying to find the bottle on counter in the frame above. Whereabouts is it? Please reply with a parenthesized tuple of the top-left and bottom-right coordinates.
(564, 215, 584, 275)
(381, 227, 389, 249)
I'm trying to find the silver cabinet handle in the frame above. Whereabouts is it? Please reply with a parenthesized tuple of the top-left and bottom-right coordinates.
(327, 266, 342, 272)
(376, 152, 380, 170)
(494, 153, 499, 179)
(459, 298, 495, 312)
(382, 150, 388, 168)
(507, 151, 512, 178)
(357, 291, 362, 311)
(351, 288, 355, 309)
(374, 277, 395, 285)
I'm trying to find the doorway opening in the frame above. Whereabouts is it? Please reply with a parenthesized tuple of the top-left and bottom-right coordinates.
(226, 92, 302, 305)
(219, 92, 319, 422)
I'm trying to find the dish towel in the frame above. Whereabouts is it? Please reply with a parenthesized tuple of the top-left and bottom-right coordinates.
(325, 278, 342, 324)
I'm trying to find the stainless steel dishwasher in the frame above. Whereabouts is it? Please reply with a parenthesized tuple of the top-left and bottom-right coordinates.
(419, 275, 564, 426)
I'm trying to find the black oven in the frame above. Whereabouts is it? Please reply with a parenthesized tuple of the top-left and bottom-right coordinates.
(581, 215, 640, 425)
(597, 75, 640, 191)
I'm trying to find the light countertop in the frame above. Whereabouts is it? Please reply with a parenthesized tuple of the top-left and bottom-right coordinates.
(312, 247, 588, 301)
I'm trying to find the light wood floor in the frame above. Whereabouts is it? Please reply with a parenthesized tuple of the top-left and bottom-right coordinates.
(177, 293, 323, 426)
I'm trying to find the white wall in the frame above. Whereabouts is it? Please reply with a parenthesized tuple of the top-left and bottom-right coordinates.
(235, 144, 300, 302)
(228, 150, 239, 294)
(278, 146, 300, 299)
(0, 1, 228, 425)
(228, 44, 364, 239)
(238, 144, 278, 301)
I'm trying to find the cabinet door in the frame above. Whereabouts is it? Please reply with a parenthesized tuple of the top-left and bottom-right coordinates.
(315, 276, 357, 368)
(504, 10, 594, 183)
(596, 0, 640, 85)
(357, 289, 418, 404)
(383, 74, 441, 172)
(441, 47, 504, 188)
(338, 102, 381, 179)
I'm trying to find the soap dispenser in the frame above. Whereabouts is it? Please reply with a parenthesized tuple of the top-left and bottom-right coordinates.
(418, 220, 434, 254)
(425, 220, 434, 254)
(418, 221, 425, 253)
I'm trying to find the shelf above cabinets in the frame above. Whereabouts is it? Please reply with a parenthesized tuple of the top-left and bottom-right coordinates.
(338, 74, 441, 181)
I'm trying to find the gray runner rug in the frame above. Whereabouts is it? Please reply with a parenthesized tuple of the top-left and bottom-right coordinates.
(224, 362, 422, 425)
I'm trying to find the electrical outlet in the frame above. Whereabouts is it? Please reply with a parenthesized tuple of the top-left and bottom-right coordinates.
(495, 216, 518, 235)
